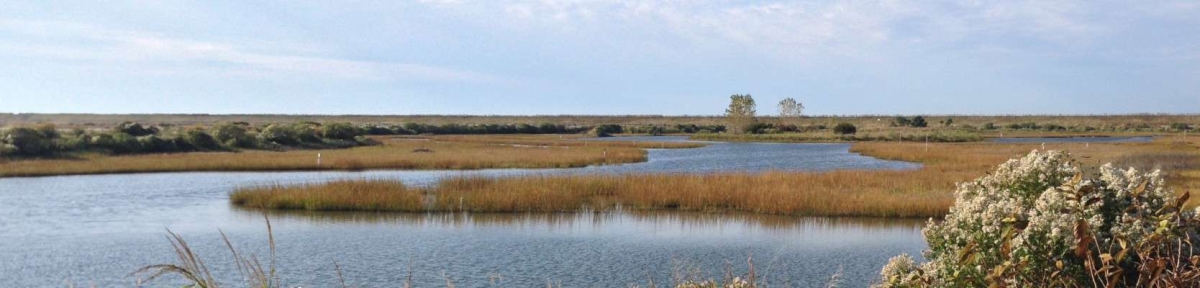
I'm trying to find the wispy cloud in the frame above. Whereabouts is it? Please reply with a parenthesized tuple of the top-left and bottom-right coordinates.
(0, 19, 510, 83)
(417, 0, 1172, 61)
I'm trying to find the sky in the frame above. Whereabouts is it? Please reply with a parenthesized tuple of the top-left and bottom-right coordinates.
(1, 1, 1198, 116)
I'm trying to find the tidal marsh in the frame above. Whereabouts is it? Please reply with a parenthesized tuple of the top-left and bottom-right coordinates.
(231, 136, 1200, 217)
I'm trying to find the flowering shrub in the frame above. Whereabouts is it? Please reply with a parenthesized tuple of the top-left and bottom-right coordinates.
(675, 277, 751, 288)
(878, 150, 1200, 287)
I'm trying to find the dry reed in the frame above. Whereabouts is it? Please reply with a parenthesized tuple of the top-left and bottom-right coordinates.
(231, 136, 1200, 217)
(231, 180, 424, 212)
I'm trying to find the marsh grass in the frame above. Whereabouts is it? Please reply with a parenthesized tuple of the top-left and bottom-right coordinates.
(232, 137, 1200, 217)
(134, 217, 280, 288)
(231, 180, 424, 212)
(0, 136, 650, 177)
(426, 172, 952, 217)
(232, 172, 951, 217)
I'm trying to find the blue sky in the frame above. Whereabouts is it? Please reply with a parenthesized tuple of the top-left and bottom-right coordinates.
(1, 1, 1198, 115)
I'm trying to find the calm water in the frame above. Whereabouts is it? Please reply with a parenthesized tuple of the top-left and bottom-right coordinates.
(0, 138, 926, 287)
(989, 136, 1154, 143)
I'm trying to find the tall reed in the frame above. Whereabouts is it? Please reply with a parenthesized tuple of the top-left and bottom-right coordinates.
(134, 216, 280, 288)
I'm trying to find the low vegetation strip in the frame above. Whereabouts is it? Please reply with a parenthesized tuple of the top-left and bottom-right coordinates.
(425, 134, 706, 149)
(233, 171, 952, 217)
(231, 137, 1200, 218)
(0, 137, 648, 177)
(436, 172, 953, 217)
(231, 180, 424, 211)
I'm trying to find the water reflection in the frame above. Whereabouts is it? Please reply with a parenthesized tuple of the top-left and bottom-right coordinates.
(242, 208, 926, 232)
(216, 209, 927, 287)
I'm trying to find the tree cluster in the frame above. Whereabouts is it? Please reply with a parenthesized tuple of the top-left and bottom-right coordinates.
(725, 94, 758, 134)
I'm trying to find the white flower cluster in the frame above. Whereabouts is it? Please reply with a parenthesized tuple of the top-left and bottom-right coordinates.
(877, 150, 1186, 287)
(878, 254, 918, 283)
(674, 277, 751, 288)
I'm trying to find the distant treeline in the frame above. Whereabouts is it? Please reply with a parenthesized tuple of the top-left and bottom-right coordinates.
(356, 123, 725, 136)
(0, 122, 375, 158)
(3, 116, 1194, 158)
(4, 113, 1197, 129)
(0, 122, 727, 158)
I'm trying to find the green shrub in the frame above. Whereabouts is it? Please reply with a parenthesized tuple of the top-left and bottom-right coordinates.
(363, 125, 394, 135)
(108, 133, 142, 154)
(777, 124, 799, 132)
(402, 123, 424, 134)
(289, 124, 320, 143)
(212, 123, 255, 148)
(538, 123, 565, 134)
(674, 124, 699, 133)
(321, 122, 359, 141)
(184, 129, 221, 151)
(645, 126, 666, 136)
(910, 116, 927, 128)
(700, 125, 726, 133)
(137, 135, 170, 153)
(590, 124, 623, 137)
(832, 123, 857, 135)
(258, 124, 298, 145)
(1, 127, 57, 156)
(115, 122, 157, 137)
(742, 122, 773, 134)
(1043, 123, 1066, 131)
(60, 134, 90, 151)
(516, 123, 538, 134)
(0, 143, 16, 156)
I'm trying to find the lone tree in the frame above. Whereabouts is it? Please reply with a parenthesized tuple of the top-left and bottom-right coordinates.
(777, 98, 804, 117)
(725, 94, 757, 133)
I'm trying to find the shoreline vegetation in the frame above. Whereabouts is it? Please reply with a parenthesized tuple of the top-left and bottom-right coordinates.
(2, 113, 1194, 177)
(0, 135, 699, 178)
(231, 137, 1200, 218)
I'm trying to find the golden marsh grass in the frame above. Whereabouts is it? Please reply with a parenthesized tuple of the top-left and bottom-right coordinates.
(231, 180, 424, 212)
(231, 136, 1200, 218)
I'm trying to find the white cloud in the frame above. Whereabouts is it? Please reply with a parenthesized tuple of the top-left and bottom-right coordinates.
(0, 19, 509, 83)
(416, 0, 1173, 61)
